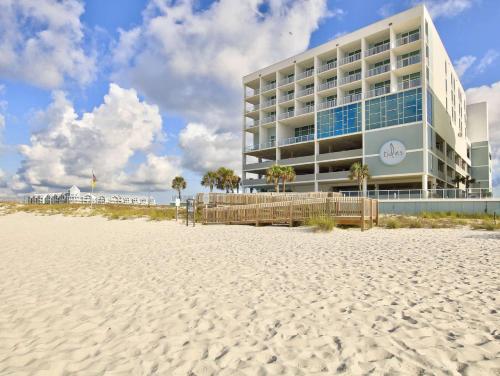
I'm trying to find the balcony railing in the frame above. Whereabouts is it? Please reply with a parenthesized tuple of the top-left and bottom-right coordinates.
(245, 140, 276, 152)
(339, 52, 361, 66)
(318, 80, 337, 91)
(341, 93, 362, 105)
(261, 99, 276, 108)
(297, 69, 314, 80)
(246, 120, 259, 129)
(318, 61, 337, 73)
(365, 42, 390, 57)
(341, 188, 492, 200)
(366, 64, 390, 77)
(318, 99, 337, 110)
(279, 133, 314, 146)
(246, 88, 259, 97)
(398, 78, 421, 91)
(261, 82, 276, 92)
(246, 104, 259, 112)
(296, 105, 314, 116)
(278, 93, 294, 103)
(396, 54, 421, 68)
(297, 87, 314, 97)
(261, 115, 276, 124)
(365, 86, 391, 99)
(339, 72, 362, 86)
(279, 110, 295, 120)
(395, 32, 420, 47)
(279, 76, 294, 86)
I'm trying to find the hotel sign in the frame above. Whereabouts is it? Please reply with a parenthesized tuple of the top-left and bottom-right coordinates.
(379, 140, 406, 165)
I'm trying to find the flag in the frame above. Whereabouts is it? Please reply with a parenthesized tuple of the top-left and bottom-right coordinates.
(91, 171, 97, 188)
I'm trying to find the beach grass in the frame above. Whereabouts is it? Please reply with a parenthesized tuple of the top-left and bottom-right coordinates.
(380, 213, 499, 230)
(305, 216, 336, 232)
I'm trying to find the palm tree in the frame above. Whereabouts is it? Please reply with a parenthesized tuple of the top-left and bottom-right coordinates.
(231, 174, 241, 193)
(216, 167, 235, 193)
(171, 176, 186, 200)
(266, 165, 282, 193)
(348, 162, 370, 196)
(281, 166, 296, 192)
(201, 171, 218, 192)
(452, 175, 462, 189)
(464, 176, 476, 190)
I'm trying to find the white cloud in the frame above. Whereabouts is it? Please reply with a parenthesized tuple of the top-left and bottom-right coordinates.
(454, 55, 476, 78)
(12, 83, 180, 193)
(420, 0, 475, 18)
(113, 0, 333, 171)
(466, 81, 500, 190)
(0, 0, 95, 88)
(475, 49, 499, 74)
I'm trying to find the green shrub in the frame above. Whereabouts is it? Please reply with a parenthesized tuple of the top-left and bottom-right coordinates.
(471, 221, 499, 231)
(385, 218, 401, 229)
(408, 219, 423, 228)
(305, 216, 336, 232)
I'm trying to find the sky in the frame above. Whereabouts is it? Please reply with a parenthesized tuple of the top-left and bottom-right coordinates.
(0, 0, 499, 202)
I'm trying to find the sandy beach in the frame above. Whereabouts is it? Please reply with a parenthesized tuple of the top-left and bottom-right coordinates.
(0, 213, 499, 375)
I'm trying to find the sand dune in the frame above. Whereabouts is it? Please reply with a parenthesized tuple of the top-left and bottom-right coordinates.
(0, 213, 499, 375)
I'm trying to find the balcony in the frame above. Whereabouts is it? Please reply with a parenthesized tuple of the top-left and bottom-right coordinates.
(341, 93, 362, 105)
(365, 86, 391, 99)
(396, 54, 421, 69)
(297, 69, 314, 80)
(395, 32, 420, 47)
(398, 78, 421, 91)
(278, 92, 294, 103)
(245, 140, 276, 152)
(244, 160, 275, 171)
(318, 99, 337, 110)
(296, 105, 314, 116)
(279, 134, 314, 146)
(316, 171, 350, 181)
(365, 42, 390, 57)
(339, 52, 361, 66)
(318, 61, 337, 73)
(279, 110, 295, 120)
(317, 148, 362, 162)
(279, 76, 294, 86)
(261, 99, 276, 108)
(279, 155, 315, 165)
(246, 88, 259, 97)
(245, 104, 259, 113)
(318, 80, 337, 91)
(293, 174, 315, 182)
(246, 119, 259, 128)
(297, 87, 314, 98)
(242, 178, 266, 186)
(339, 72, 362, 86)
(261, 82, 276, 92)
(366, 64, 390, 77)
(261, 114, 276, 125)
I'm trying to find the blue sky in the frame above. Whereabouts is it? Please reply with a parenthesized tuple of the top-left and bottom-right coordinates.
(0, 0, 499, 202)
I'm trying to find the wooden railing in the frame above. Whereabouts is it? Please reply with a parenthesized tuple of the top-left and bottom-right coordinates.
(196, 192, 342, 207)
(202, 196, 378, 230)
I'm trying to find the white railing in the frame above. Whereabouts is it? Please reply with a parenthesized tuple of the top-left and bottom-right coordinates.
(297, 87, 314, 97)
(246, 104, 259, 112)
(297, 69, 314, 80)
(340, 52, 361, 65)
(296, 105, 314, 115)
(279, 110, 295, 120)
(395, 32, 420, 47)
(318, 99, 337, 110)
(365, 86, 390, 99)
(341, 188, 493, 200)
(365, 42, 390, 57)
(339, 72, 362, 85)
(245, 140, 276, 152)
(278, 93, 294, 103)
(246, 120, 259, 128)
(246, 88, 259, 97)
(261, 99, 276, 108)
(279, 133, 314, 146)
(341, 93, 362, 105)
(261, 115, 276, 124)
(318, 80, 337, 91)
(279, 76, 294, 86)
(261, 82, 276, 92)
(366, 64, 390, 77)
(398, 78, 421, 91)
(396, 54, 421, 68)
(318, 61, 337, 73)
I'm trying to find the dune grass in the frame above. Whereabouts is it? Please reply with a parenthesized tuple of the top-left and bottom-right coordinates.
(380, 212, 499, 231)
(305, 216, 336, 232)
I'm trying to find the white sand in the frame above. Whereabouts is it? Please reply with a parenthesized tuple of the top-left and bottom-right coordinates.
(0, 213, 499, 375)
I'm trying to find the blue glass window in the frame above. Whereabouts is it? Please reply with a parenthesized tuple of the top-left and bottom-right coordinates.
(427, 90, 434, 126)
(317, 103, 361, 139)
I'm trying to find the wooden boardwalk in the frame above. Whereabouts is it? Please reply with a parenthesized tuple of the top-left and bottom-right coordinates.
(201, 196, 379, 230)
(196, 192, 341, 207)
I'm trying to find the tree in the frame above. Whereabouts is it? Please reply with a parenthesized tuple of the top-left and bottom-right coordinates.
(452, 175, 462, 189)
(171, 176, 186, 200)
(231, 174, 241, 193)
(348, 162, 370, 195)
(281, 166, 296, 192)
(201, 171, 218, 192)
(216, 167, 235, 193)
(266, 165, 282, 193)
(464, 176, 476, 190)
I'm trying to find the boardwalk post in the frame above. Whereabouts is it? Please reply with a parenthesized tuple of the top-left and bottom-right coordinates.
(369, 199, 373, 228)
(361, 198, 366, 231)
(289, 201, 293, 227)
(256, 206, 260, 227)
(376, 200, 379, 226)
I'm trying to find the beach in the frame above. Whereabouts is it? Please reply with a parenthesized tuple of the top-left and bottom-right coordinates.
(0, 212, 499, 375)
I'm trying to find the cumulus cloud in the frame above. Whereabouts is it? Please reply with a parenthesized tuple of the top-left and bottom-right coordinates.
(420, 0, 475, 18)
(466, 81, 500, 190)
(113, 0, 333, 171)
(454, 55, 476, 78)
(475, 49, 499, 74)
(0, 0, 95, 88)
(12, 84, 180, 193)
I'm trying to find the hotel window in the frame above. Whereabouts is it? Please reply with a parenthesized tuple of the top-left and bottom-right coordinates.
(326, 57, 337, 65)
(373, 39, 390, 48)
(317, 103, 361, 139)
(365, 88, 422, 130)
(348, 49, 361, 57)
(400, 72, 420, 89)
(294, 124, 314, 138)
(373, 59, 390, 68)
(425, 21, 428, 36)
(398, 50, 420, 67)
(427, 90, 434, 126)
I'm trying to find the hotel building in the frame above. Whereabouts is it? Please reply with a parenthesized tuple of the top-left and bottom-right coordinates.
(242, 5, 492, 194)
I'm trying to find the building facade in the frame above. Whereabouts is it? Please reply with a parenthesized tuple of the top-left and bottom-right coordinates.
(242, 5, 492, 194)
(26, 185, 156, 206)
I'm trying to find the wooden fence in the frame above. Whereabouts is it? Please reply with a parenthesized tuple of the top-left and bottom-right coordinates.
(202, 196, 379, 230)
(196, 192, 342, 207)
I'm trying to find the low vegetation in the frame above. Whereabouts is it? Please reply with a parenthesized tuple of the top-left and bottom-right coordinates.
(380, 212, 499, 231)
(305, 216, 336, 232)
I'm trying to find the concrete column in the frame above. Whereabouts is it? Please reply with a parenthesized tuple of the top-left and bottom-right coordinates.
(363, 179, 368, 197)
(421, 174, 428, 198)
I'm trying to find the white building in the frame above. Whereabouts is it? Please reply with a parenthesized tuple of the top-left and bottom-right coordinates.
(242, 4, 492, 195)
(26, 185, 156, 206)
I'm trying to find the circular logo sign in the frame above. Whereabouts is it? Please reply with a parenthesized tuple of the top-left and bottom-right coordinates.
(379, 140, 406, 165)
